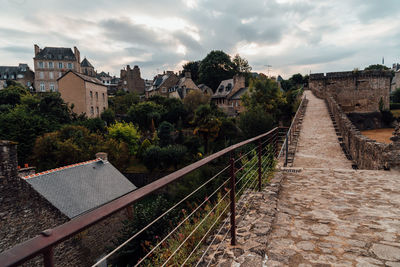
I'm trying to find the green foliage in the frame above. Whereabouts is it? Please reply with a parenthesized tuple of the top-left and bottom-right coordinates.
(107, 122, 141, 155)
(238, 106, 274, 139)
(30, 125, 104, 171)
(0, 84, 29, 107)
(183, 90, 211, 116)
(143, 145, 161, 171)
(158, 121, 174, 147)
(108, 92, 140, 114)
(183, 135, 202, 155)
(192, 104, 222, 154)
(128, 102, 165, 132)
(77, 118, 105, 133)
(391, 88, 400, 103)
(242, 75, 287, 121)
(160, 145, 187, 170)
(379, 97, 385, 112)
(381, 110, 394, 125)
(364, 64, 390, 71)
(182, 61, 200, 83)
(137, 139, 152, 160)
(149, 97, 187, 125)
(198, 50, 235, 91)
(101, 108, 116, 125)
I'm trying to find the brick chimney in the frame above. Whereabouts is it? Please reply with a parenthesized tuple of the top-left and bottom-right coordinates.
(34, 44, 40, 57)
(185, 71, 191, 79)
(74, 46, 80, 70)
(0, 141, 18, 182)
(233, 74, 245, 89)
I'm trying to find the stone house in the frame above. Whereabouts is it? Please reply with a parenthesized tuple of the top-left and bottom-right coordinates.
(119, 65, 145, 94)
(212, 75, 247, 116)
(0, 64, 34, 90)
(81, 58, 96, 77)
(97, 71, 120, 95)
(197, 84, 214, 96)
(146, 71, 180, 98)
(168, 72, 201, 99)
(33, 44, 81, 92)
(58, 70, 108, 118)
(0, 141, 136, 266)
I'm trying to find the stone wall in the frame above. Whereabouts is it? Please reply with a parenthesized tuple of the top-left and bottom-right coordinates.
(309, 70, 392, 113)
(0, 141, 132, 266)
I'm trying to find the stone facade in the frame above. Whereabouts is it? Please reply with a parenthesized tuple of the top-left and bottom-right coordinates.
(147, 71, 180, 98)
(212, 75, 247, 116)
(119, 65, 145, 94)
(58, 70, 108, 118)
(0, 64, 35, 90)
(168, 72, 201, 99)
(33, 45, 81, 92)
(309, 70, 392, 113)
(391, 71, 400, 92)
(81, 58, 96, 77)
(0, 141, 133, 266)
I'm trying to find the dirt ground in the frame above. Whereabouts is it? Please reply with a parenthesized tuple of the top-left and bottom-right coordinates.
(361, 128, 394, 144)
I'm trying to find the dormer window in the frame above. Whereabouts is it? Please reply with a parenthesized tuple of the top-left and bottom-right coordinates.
(226, 83, 232, 91)
(218, 85, 224, 92)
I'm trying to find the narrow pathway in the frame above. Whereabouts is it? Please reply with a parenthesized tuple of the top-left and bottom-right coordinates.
(265, 91, 400, 266)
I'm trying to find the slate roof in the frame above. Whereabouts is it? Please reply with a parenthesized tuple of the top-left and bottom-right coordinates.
(81, 58, 94, 68)
(24, 159, 137, 219)
(35, 47, 76, 61)
(230, 87, 248, 100)
(58, 70, 105, 86)
(212, 79, 234, 98)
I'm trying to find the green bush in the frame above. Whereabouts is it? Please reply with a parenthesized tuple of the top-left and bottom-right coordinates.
(143, 145, 161, 171)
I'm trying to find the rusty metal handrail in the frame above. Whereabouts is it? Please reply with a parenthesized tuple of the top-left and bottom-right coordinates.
(0, 127, 279, 267)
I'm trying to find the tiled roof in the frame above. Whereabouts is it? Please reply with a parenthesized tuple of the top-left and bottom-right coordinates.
(58, 70, 105, 86)
(81, 58, 94, 68)
(24, 159, 137, 218)
(230, 87, 248, 100)
(35, 47, 76, 61)
(0, 65, 30, 78)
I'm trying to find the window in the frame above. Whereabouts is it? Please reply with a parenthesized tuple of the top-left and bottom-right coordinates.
(103, 107, 106, 111)
(50, 83, 55, 91)
(38, 62, 44, 68)
(95, 92, 98, 100)
(123, 81, 127, 85)
(58, 62, 63, 69)
(59, 72, 62, 78)
(39, 72, 44, 79)
(27, 81, 31, 86)
(49, 62, 53, 68)
(17, 74, 23, 79)
(67, 63, 73, 69)
(102, 93, 105, 101)
(91, 106, 94, 115)
(162, 87, 167, 93)
(11, 74, 14, 79)
(90, 91, 93, 99)
(49, 72, 54, 79)
(40, 82, 45, 92)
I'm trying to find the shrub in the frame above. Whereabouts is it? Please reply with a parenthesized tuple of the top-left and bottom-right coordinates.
(143, 145, 161, 171)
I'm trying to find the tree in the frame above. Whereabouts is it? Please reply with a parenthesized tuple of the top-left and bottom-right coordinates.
(290, 73, 304, 85)
(0, 84, 29, 107)
(232, 54, 252, 73)
(183, 90, 211, 115)
(192, 104, 222, 154)
(364, 64, 390, 71)
(101, 108, 116, 125)
(242, 75, 287, 121)
(107, 122, 141, 155)
(108, 92, 140, 115)
(158, 121, 174, 147)
(182, 61, 200, 84)
(143, 145, 161, 171)
(128, 102, 165, 132)
(30, 125, 104, 171)
(238, 106, 274, 139)
(198, 50, 235, 91)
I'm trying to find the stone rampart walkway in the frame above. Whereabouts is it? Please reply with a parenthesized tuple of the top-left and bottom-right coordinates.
(265, 91, 400, 266)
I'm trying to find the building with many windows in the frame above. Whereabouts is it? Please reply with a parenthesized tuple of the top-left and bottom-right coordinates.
(57, 70, 108, 118)
(0, 64, 34, 90)
(33, 44, 81, 92)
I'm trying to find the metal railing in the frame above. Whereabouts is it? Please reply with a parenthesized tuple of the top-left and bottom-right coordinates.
(0, 128, 281, 267)
(278, 94, 308, 166)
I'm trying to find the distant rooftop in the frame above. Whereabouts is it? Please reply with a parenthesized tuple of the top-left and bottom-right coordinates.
(81, 58, 94, 68)
(35, 47, 76, 61)
(24, 159, 137, 219)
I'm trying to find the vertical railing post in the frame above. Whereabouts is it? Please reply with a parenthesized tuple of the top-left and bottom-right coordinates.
(43, 247, 54, 267)
(258, 140, 262, 191)
(284, 132, 289, 167)
(229, 156, 236, 246)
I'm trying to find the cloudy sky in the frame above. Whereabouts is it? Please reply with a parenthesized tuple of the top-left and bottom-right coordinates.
(1, 0, 400, 79)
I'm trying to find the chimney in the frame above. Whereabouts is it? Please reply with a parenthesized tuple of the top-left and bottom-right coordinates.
(96, 152, 108, 161)
(233, 74, 245, 89)
(74, 46, 80, 70)
(127, 65, 131, 70)
(185, 71, 191, 79)
(0, 140, 18, 182)
(34, 44, 40, 57)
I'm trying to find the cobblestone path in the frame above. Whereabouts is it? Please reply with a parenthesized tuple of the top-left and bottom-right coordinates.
(265, 91, 400, 266)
